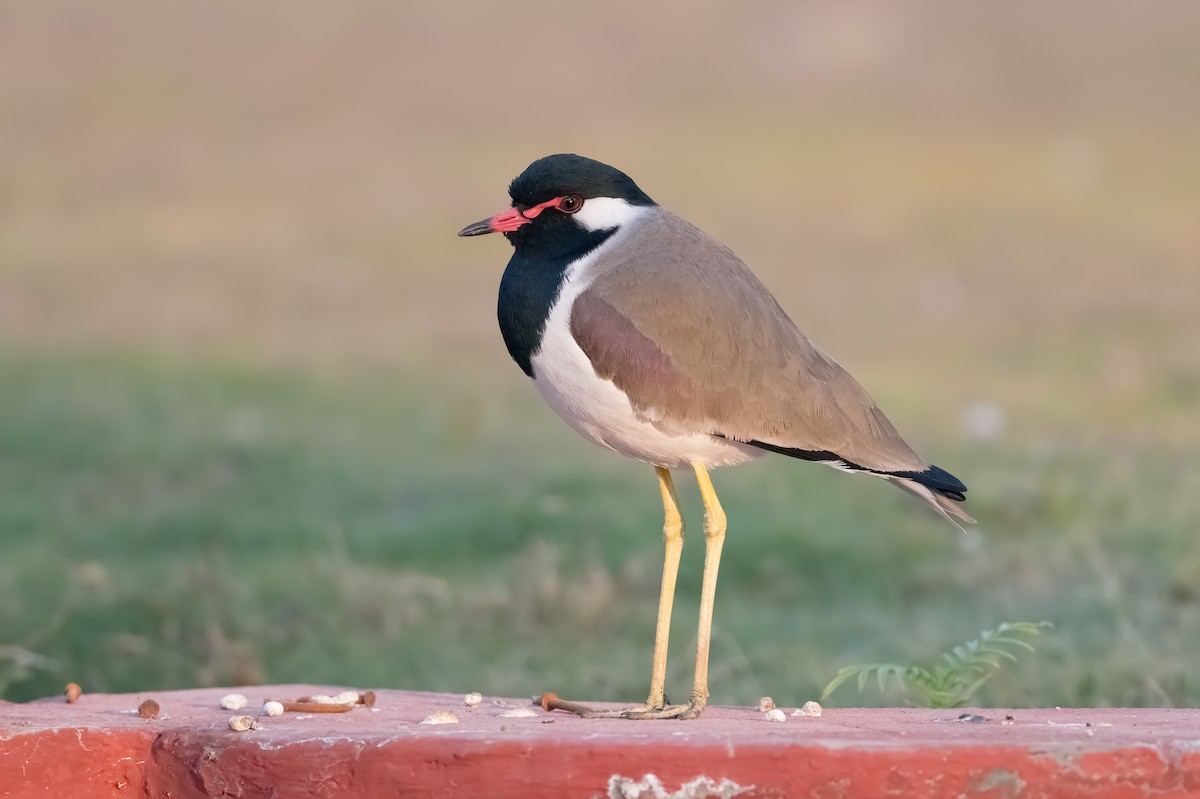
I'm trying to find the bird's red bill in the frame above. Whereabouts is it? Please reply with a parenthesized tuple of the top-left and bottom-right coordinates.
(458, 197, 563, 236)
(488, 207, 533, 233)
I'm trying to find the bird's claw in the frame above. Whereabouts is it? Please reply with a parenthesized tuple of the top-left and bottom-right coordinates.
(621, 700, 706, 720)
(538, 692, 706, 720)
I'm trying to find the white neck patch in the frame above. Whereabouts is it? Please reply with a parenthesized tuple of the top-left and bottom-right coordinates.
(572, 197, 648, 232)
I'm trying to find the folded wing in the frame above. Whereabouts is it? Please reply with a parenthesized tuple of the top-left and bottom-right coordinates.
(570, 210, 928, 474)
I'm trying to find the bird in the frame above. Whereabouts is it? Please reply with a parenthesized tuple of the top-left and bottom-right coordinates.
(458, 153, 974, 720)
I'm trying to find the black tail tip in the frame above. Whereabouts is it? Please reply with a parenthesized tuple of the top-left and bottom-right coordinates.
(894, 464, 968, 502)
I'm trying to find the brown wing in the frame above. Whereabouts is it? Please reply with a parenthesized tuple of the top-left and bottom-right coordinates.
(570, 210, 927, 473)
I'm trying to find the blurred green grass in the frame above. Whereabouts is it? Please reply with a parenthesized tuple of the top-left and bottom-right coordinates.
(3, 353, 1197, 707)
(2, 3, 1199, 706)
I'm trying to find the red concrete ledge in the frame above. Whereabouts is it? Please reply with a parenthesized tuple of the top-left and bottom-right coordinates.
(2, 686, 1198, 799)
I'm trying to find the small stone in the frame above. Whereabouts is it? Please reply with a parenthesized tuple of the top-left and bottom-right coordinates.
(763, 708, 787, 722)
(792, 700, 822, 717)
(263, 701, 285, 717)
(219, 694, 248, 711)
(758, 696, 775, 712)
(332, 691, 359, 705)
(228, 715, 262, 732)
(463, 692, 483, 707)
(64, 683, 82, 704)
(138, 699, 160, 719)
(309, 694, 338, 704)
(499, 707, 538, 718)
(420, 710, 459, 725)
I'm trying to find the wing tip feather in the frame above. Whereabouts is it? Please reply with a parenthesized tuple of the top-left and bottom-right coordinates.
(881, 475, 977, 532)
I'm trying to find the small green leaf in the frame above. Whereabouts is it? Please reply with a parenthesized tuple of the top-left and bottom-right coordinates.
(820, 621, 1051, 708)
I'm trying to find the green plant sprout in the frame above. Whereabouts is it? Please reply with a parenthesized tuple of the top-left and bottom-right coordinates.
(822, 621, 1053, 708)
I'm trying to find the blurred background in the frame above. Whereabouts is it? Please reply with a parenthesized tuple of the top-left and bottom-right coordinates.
(2, 2, 1197, 707)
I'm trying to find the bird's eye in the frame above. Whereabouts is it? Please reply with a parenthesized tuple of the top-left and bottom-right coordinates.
(557, 195, 583, 214)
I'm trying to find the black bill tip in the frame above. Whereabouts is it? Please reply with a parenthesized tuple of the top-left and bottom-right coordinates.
(457, 219, 494, 237)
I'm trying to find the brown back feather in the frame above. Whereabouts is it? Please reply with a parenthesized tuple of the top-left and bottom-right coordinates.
(569, 210, 927, 473)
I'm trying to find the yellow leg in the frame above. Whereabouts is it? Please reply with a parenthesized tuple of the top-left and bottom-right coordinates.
(645, 466, 684, 708)
(567, 466, 685, 719)
(624, 462, 727, 720)
(683, 462, 727, 718)
(542, 464, 726, 722)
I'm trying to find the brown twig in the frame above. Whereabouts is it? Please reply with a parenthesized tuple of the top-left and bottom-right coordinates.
(538, 692, 596, 716)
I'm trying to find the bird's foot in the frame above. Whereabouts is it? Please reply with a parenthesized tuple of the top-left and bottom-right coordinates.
(622, 698, 706, 720)
(538, 692, 707, 720)
(537, 693, 666, 719)
(580, 702, 659, 719)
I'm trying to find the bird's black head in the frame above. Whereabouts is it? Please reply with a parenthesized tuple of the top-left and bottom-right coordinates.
(458, 154, 656, 259)
(507, 154, 655, 209)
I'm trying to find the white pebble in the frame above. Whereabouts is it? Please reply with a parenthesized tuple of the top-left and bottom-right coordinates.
(420, 710, 459, 725)
(499, 707, 538, 718)
(219, 694, 248, 711)
(309, 694, 337, 704)
(332, 691, 359, 705)
(228, 715, 261, 731)
(263, 701, 285, 717)
(463, 692, 483, 707)
(763, 708, 787, 722)
(758, 696, 776, 712)
(792, 701, 823, 717)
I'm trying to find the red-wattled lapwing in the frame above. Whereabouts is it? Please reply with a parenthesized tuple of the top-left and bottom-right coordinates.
(459, 154, 973, 720)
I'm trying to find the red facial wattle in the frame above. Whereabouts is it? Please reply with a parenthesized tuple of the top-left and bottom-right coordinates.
(458, 197, 568, 237)
(491, 197, 562, 232)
